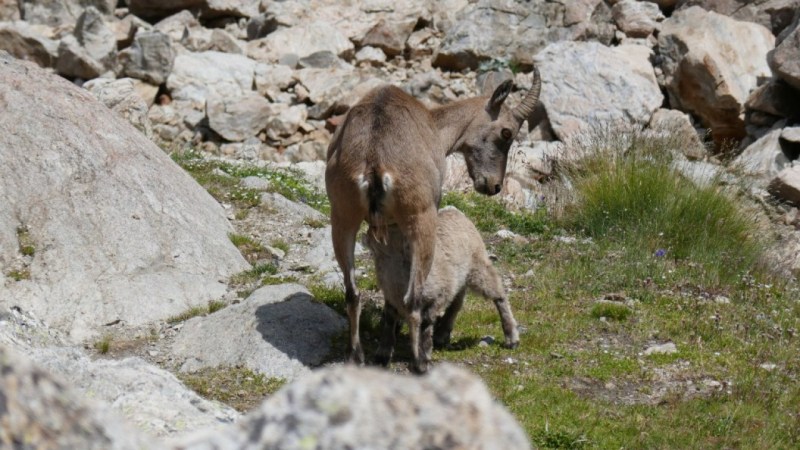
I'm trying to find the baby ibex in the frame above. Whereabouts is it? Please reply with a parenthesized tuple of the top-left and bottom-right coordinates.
(325, 67, 540, 371)
(365, 207, 520, 372)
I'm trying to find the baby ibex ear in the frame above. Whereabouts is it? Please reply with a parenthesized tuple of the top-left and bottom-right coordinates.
(486, 80, 513, 116)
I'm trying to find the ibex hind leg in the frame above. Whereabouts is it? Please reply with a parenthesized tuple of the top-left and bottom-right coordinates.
(434, 287, 466, 349)
(402, 207, 437, 374)
(331, 210, 365, 364)
(375, 304, 401, 366)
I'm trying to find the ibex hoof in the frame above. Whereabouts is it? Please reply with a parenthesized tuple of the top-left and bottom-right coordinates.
(503, 340, 520, 350)
(347, 350, 365, 365)
(411, 361, 430, 375)
(373, 351, 392, 367)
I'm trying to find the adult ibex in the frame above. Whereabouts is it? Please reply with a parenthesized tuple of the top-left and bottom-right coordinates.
(325, 67, 541, 372)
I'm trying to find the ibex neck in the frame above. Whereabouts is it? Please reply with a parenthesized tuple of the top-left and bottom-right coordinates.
(431, 97, 485, 156)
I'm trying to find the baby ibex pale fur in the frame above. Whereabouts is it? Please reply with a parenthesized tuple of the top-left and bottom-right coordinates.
(325, 68, 540, 371)
(365, 207, 519, 372)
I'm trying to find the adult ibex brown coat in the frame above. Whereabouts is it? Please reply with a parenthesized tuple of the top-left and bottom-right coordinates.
(325, 68, 541, 372)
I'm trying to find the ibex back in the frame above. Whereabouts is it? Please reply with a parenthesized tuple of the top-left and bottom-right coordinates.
(325, 68, 540, 372)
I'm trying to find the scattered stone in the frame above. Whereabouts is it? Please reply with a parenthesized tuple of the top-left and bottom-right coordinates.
(167, 50, 256, 105)
(118, 30, 175, 85)
(769, 165, 800, 205)
(361, 18, 417, 57)
(0, 21, 59, 68)
(206, 93, 273, 142)
(733, 124, 792, 185)
(265, 104, 308, 140)
(644, 342, 678, 356)
(759, 362, 778, 371)
(355, 45, 387, 66)
(240, 176, 271, 190)
(247, 21, 354, 64)
(612, 0, 664, 38)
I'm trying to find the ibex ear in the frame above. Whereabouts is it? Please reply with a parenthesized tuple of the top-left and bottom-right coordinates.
(487, 80, 513, 115)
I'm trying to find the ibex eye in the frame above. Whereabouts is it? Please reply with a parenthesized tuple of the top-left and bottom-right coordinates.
(501, 128, 512, 140)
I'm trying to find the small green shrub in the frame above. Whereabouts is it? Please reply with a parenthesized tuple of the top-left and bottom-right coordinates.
(179, 366, 286, 412)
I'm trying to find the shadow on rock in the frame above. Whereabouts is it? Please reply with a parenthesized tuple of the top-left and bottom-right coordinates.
(255, 292, 345, 366)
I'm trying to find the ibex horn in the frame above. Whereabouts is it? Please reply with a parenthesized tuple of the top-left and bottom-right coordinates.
(513, 65, 541, 123)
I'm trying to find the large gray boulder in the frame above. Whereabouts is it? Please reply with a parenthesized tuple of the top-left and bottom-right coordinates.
(0, 344, 163, 450)
(675, 0, 800, 36)
(534, 41, 663, 140)
(0, 53, 249, 343)
(658, 7, 775, 145)
(433, 0, 615, 71)
(175, 364, 532, 450)
(170, 284, 346, 380)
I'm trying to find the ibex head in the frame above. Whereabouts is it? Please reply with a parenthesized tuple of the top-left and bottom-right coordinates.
(459, 68, 541, 196)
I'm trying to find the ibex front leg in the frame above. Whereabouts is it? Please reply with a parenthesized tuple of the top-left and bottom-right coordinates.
(331, 210, 364, 364)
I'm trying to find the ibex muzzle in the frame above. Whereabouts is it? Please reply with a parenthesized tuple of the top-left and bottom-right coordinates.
(325, 67, 540, 372)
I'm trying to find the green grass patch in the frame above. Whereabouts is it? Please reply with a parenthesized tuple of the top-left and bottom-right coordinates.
(430, 130, 798, 449)
(171, 148, 329, 214)
(442, 191, 548, 235)
(179, 366, 286, 412)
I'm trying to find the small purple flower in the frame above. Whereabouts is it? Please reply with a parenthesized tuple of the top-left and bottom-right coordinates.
(654, 249, 667, 258)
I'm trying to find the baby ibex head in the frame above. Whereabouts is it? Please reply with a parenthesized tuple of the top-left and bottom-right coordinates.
(460, 67, 541, 196)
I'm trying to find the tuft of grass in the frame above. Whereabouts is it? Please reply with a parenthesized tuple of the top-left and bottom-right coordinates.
(442, 191, 548, 236)
(590, 302, 632, 321)
(16, 226, 35, 256)
(270, 239, 290, 254)
(94, 335, 112, 354)
(166, 300, 229, 324)
(303, 216, 328, 228)
(179, 366, 286, 412)
(558, 130, 763, 286)
(6, 269, 30, 281)
(229, 263, 279, 285)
